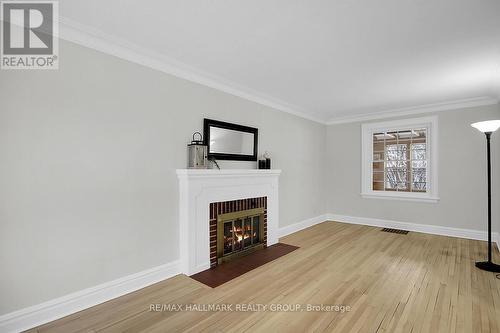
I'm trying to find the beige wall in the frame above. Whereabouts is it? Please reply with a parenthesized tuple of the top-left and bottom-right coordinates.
(0, 40, 327, 315)
(326, 104, 500, 231)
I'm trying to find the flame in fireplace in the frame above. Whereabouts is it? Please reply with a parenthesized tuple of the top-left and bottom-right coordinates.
(233, 226, 251, 242)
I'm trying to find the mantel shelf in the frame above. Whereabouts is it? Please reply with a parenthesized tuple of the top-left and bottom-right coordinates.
(176, 169, 281, 178)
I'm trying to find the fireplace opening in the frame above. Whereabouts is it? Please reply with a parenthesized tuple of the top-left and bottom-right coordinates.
(210, 197, 267, 267)
(217, 208, 265, 263)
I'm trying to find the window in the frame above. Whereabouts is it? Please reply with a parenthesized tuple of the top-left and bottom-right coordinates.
(372, 129, 427, 192)
(362, 116, 439, 202)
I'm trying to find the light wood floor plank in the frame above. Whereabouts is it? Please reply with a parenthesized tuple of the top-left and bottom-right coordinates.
(31, 221, 500, 333)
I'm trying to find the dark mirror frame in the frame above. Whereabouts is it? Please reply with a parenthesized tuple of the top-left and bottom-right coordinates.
(203, 118, 258, 161)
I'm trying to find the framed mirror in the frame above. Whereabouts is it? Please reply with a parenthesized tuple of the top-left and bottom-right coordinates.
(204, 119, 258, 161)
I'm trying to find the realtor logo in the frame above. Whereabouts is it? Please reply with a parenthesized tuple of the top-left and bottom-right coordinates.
(1, 1, 58, 69)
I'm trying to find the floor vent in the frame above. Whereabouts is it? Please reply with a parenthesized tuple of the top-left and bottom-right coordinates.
(381, 228, 409, 235)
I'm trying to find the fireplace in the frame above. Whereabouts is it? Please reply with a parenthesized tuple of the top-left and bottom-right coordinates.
(217, 208, 265, 263)
(209, 197, 267, 267)
(177, 169, 280, 275)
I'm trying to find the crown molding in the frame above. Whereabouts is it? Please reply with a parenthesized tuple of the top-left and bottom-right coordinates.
(56, 17, 326, 124)
(326, 96, 499, 125)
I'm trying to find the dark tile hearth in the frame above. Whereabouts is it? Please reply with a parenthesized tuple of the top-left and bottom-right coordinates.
(190, 243, 299, 288)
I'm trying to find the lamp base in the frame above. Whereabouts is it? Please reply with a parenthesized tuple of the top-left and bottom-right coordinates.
(475, 261, 500, 272)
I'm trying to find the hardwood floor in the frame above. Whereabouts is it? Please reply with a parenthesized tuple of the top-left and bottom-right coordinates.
(30, 221, 500, 333)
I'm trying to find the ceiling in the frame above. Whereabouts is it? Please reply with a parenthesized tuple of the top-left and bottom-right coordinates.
(60, 0, 500, 123)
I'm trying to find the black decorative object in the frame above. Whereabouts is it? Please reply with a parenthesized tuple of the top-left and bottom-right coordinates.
(264, 151, 271, 169)
(471, 120, 500, 273)
(258, 160, 266, 169)
(204, 119, 258, 161)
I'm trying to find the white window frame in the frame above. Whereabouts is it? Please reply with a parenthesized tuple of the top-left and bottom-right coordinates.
(361, 116, 439, 203)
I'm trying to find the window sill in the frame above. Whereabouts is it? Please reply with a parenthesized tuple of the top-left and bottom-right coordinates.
(361, 192, 440, 203)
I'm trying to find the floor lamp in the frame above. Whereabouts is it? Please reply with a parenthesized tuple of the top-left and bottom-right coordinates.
(471, 120, 500, 273)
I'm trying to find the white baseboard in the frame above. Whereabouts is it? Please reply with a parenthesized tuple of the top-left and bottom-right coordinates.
(277, 214, 330, 239)
(328, 213, 500, 249)
(278, 213, 500, 253)
(0, 260, 181, 333)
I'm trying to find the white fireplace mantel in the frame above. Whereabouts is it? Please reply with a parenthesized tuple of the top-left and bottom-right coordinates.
(176, 169, 281, 275)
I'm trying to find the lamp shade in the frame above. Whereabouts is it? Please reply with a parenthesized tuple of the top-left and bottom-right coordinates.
(471, 120, 500, 133)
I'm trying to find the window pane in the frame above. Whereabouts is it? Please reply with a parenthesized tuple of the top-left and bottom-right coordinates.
(385, 181, 397, 191)
(386, 145, 407, 161)
(373, 151, 384, 161)
(373, 172, 384, 182)
(412, 182, 427, 192)
(397, 139, 412, 147)
(397, 182, 410, 191)
(373, 133, 385, 159)
(412, 150, 426, 160)
(411, 143, 426, 161)
(397, 130, 413, 146)
(413, 128, 426, 142)
(386, 161, 408, 168)
(373, 181, 384, 191)
(412, 160, 427, 168)
(412, 168, 426, 183)
(373, 132, 385, 152)
(373, 132, 385, 141)
(386, 131, 398, 145)
(386, 169, 408, 187)
(373, 162, 384, 172)
(412, 143, 426, 150)
(397, 130, 413, 138)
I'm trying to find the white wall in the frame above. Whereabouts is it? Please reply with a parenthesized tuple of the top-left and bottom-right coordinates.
(0, 40, 327, 315)
(326, 104, 500, 231)
(1, 38, 499, 319)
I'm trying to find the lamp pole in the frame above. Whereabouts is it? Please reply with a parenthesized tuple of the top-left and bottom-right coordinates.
(475, 131, 500, 272)
(486, 132, 491, 264)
